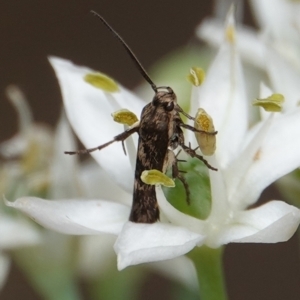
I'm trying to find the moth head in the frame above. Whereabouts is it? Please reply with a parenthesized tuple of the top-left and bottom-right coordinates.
(152, 86, 177, 111)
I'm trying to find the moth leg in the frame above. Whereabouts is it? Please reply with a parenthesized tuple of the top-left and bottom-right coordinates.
(175, 105, 195, 120)
(65, 126, 138, 155)
(179, 142, 218, 171)
(180, 123, 218, 135)
(167, 150, 191, 205)
(174, 149, 186, 163)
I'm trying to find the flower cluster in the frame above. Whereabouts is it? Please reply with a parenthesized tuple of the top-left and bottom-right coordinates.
(5, 7, 300, 272)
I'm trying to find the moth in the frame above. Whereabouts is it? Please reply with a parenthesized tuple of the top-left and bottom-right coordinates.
(65, 11, 217, 223)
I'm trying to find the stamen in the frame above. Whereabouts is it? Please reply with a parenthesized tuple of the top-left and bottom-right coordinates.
(84, 72, 119, 92)
(111, 109, 139, 126)
(141, 169, 175, 187)
(252, 94, 285, 112)
(194, 108, 216, 156)
(187, 67, 205, 86)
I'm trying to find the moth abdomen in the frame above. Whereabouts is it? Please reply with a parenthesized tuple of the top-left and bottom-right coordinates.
(129, 181, 159, 223)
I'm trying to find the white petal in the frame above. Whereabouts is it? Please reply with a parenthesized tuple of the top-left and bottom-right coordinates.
(232, 201, 300, 243)
(192, 18, 248, 168)
(250, 0, 293, 37)
(49, 57, 144, 192)
(78, 235, 116, 277)
(0, 214, 41, 250)
(266, 49, 300, 111)
(228, 109, 300, 207)
(114, 222, 204, 270)
(79, 160, 132, 206)
(156, 187, 205, 232)
(205, 201, 300, 247)
(0, 253, 10, 290)
(5, 197, 129, 235)
(5, 85, 33, 133)
(197, 17, 265, 68)
(49, 111, 80, 199)
(207, 156, 230, 222)
(258, 82, 274, 120)
(250, 0, 300, 66)
(149, 256, 198, 291)
(225, 115, 273, 208)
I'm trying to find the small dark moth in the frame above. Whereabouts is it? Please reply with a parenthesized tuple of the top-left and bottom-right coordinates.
(65, 11, 217, 223)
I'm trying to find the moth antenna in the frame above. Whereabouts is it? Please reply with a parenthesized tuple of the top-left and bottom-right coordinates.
(91, 10, 157, 92)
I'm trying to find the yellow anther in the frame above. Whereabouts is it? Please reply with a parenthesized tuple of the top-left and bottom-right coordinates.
(111, 109, 139, 126)
(84, 72, 119, 92)
(187, 67, 205, 86)
(253, 93, 284, 112)
(141, 169, 175, 187)
(194, 108, 216, 156)
(225, 24, 236, 44)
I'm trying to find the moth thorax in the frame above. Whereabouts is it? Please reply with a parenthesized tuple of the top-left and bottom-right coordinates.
(152, 90, 177, 111)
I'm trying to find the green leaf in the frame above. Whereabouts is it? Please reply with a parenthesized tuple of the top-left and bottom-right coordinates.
(163, 158, 212, 220)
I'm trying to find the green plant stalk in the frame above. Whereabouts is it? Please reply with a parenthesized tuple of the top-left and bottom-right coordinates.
(187, 246, 227, 300)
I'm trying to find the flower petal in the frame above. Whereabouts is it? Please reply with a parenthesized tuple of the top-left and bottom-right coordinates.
(78, 235, 116, 277)
(79, 160, 132, 206)
(191, 13, 248, 168)
(232, 200, 300, 243)
(114, 222, 204, 270)
(265, 49, 300, 111)
(5, 197, 129, 235)
(250, 0, 295, 38)
(197, 17, 265, 68)
(156, 187, 205, 232)
(149, 256, 198, 291)
(205, 200, 300, 247)
(227, 109, 300, 207)
(49, 57, 144, 192)
(0, 214, 41, 250)
(49, 111, 80, 199)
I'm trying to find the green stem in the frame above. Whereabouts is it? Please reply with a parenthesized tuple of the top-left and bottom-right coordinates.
(187, 246, 227, 300)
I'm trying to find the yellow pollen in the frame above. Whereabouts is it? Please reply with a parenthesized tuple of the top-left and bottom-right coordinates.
(111, 109, 139, 126)
(226, 25, 235, 44)
(187, 67, 205, 86)
(84, 72, 119, 92)
(141, 169, 175, 187)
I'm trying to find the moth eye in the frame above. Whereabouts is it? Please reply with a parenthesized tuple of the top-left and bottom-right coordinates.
(152, 96, 160, 106)
(165, 101, 174, 111)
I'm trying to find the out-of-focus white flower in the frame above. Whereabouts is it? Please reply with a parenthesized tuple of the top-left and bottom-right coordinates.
(0, 86, 45, 290)
(0, 211, 41, 289)
(198, 0, 300, 112)
(5, 10, 300, 271)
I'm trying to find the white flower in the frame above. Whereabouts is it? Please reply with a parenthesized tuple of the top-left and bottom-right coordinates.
(5, 11, 300, 271)
(0, 211, 41, 289)
(0, 86, 47, 289)
(199, 0, 300, 112)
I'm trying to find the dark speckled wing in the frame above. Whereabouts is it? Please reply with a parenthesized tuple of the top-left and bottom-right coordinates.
(129, 103, 171, 223)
